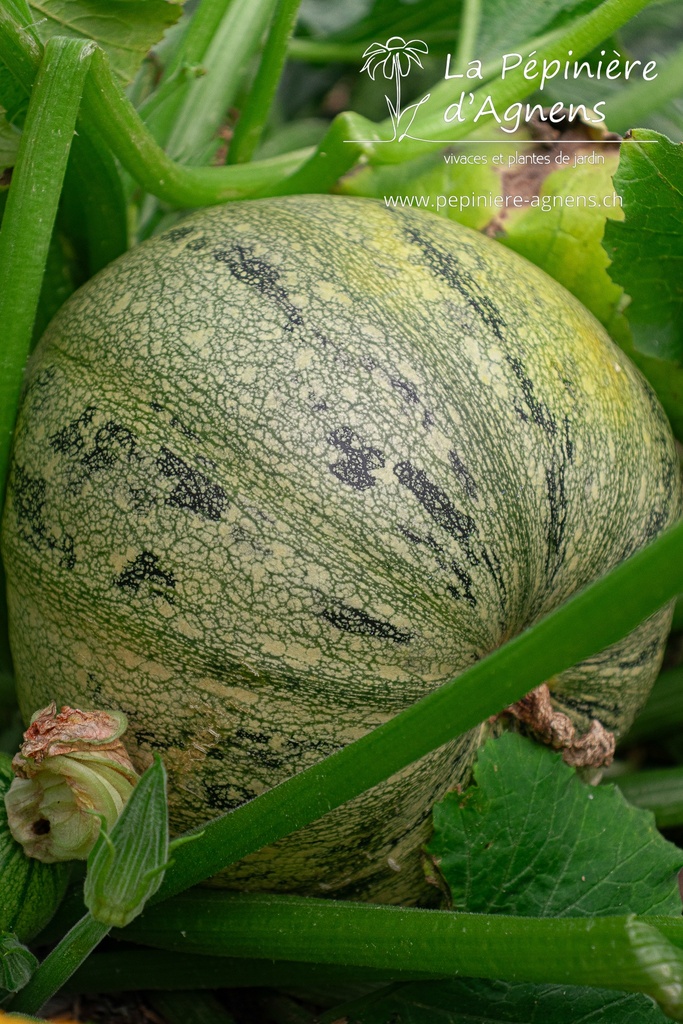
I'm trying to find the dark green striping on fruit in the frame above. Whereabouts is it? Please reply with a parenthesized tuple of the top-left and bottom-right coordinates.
(114, 551, 176, 598)
(404, 226, 507, 342)
(316, 596, 412, 645)
(327, 426, 385, 491)
(213, 245, 304, 332)
(2, 195, 680, 905)
(156, 447, 228, 520)
(393, 460, 475, 547)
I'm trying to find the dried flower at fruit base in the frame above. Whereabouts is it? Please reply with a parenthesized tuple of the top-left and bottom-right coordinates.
(4, 703, 139, 863)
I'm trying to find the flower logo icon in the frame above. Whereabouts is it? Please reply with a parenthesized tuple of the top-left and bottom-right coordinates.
(361, 36, 429, 140)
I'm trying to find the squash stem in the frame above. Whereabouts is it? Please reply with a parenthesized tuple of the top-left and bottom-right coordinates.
(0, 37, 94, 512)
(121, 891, 683, 1015)
(161, 0, 280, 165)
(454, 0, 482, 71)
(227, 0, 304, 165)
(65, 949, 432, 995)
(8, 912, 110, 1016)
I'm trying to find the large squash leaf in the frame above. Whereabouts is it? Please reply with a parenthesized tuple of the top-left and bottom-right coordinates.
(604, 130, 683, 364)
(28, 0, 183, 84)
(602, 129, 683, 436)
(427, 733, 683, 918)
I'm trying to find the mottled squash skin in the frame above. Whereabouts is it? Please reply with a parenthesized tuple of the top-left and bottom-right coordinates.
(2, 196, 680, 903)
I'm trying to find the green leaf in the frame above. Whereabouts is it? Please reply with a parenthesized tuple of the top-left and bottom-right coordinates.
(320, 977, 669, 1024)
(83, 754, 169, 928)
(497, 151, 628, 344)
(604, 130, 683, 364)
(28, 0, 184, 84)
(427, 733, 683, 918)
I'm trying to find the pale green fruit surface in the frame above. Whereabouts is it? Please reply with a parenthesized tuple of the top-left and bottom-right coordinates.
(2, 196, 679, 903)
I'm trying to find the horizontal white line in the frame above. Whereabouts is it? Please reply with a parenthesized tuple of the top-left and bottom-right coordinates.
(345, 138, 655, 144)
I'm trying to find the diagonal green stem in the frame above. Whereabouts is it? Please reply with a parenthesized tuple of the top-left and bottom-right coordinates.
(604, 40, 683, 133)
(0, 36, 94, 515)
(227, 0, 304, 164)
(267, 0, 660, 192)
(137, 0, 236, 149)
(8, 912, 110, 1016)
(165, 0, 236, 78)
(157, 517, 683, 902)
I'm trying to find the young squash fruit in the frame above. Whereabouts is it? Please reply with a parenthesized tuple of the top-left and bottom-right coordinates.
(2, 196, 680, 904)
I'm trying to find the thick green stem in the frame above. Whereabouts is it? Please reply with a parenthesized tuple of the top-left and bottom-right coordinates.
(138, 0, 237, 149)
(123, 892, 683, 1014)
(254, 109, 385, 196)
(287, 38, 367, 64)
(0, 37, 93, 514)
(165, 0, 236, 77)
(83, 50, 309, 205)
(9, 912, 109, 1016)
(227, 0, 303, 164)
(157, 517, 683, 901)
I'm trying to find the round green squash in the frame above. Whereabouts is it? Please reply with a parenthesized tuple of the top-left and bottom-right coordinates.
(2, 196, 680, 904)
